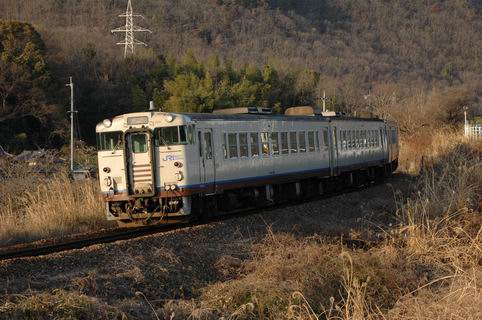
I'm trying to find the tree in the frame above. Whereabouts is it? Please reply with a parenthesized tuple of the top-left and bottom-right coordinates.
(0, 21, 62, 150)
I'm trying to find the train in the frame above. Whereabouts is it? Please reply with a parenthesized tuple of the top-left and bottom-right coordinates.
(96, 106, 399, 227)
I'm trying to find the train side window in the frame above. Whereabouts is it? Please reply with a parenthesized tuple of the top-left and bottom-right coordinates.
(187, 125, 195, 144)
(322, 128, 329, 149)
(308, 131, 315, 152)
(271, 132, 280, 156)
(204, 132, 213, 159)
(298, 132, 306, 153)
(239, 133, 249, 158)
(316, 131, 320, 152)
(281, 132, 289, 155)
(341, 131, 347, 150)
(261, 132, 270, 156)
(290, 132, 298, 154)
(250, 133, 260, 157)
(346, 131, 351, 149)
(179, 126, 188, 144)
(228, 133, 238, 158)
(199, 132, 204, 157)
(223, 133, 228, 159)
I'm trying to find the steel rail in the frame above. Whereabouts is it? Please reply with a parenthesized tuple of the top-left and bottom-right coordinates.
(0, 223, 186, 261)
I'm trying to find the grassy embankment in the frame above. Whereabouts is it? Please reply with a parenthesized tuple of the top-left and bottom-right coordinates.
(0, 163, 112, 247)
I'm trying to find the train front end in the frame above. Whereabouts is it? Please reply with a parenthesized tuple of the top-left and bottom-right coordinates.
(96, 112, 195, 226)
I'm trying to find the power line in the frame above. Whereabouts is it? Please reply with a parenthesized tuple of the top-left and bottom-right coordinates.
(111, 0, 152, 58)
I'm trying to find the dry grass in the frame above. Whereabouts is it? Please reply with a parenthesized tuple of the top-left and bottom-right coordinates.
(0, 160, 112, 246)
(0, 290, 125, 320)
(161, 131, 482, 320)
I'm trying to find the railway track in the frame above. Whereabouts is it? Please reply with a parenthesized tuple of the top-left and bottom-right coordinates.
(0, 223, 187, 261)
(0, 175, 400, 261)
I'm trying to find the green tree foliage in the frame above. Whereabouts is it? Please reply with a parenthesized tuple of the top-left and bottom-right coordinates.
(0, 20, 63, 150)
(158, 53, 303, 114)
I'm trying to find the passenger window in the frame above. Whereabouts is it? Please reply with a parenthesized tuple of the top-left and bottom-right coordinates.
(271, 132, 280, 155)
(316, 131, 320, 151)
(204, 132, 213, 159)
(132, 134, 147, 153)
(250, 133, 260, 157)
(223, 133, 227, 159)
(290, 132, 298, 153)
(239, 133, 249, 158)
(308, 131, 315, 152)
(281, 132, 289, 154)
(341, 131, 347, 150)
(261, 132, 270, 156)
(228, 133, 238, 158)
(199, 132, 204, 157)
(298, 132, 306, 153)
(322, 128, 329, 149)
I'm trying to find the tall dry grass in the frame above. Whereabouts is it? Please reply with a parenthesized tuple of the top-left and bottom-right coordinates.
(0, 160, 112, 246)
(164, 131, 482, 320)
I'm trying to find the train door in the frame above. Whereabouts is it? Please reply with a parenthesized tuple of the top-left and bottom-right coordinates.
(197, 128, 215, 193)
(329, 126, 339, 175)
(125, 131, 155, 197)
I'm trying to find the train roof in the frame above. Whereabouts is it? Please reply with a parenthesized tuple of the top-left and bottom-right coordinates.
(181, 112, 385, 123)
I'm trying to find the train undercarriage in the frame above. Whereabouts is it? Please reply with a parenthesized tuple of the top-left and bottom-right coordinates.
(108, 161, 397, 228)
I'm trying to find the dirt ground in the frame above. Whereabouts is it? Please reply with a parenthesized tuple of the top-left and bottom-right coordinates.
(0, 174, 412, 319)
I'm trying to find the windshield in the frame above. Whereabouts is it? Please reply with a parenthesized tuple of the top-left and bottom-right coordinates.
(97, 131, 123, 151)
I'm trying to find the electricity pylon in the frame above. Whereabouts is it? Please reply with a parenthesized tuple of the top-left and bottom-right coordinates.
(111, 0, 152, 58)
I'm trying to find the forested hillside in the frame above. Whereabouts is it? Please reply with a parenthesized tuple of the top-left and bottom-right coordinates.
(0, 0, 481, 149)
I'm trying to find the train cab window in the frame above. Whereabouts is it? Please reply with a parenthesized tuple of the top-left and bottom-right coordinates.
(392, 129, 397, 144)
(239, 133, 249, 158)
(261, 132, 270, 156)
(228, 133, 238, 158)
(250, 133, 260, 157)
(281, 132, 289, 154)
(322, 128, 329, 149)
(271, 132, 280, 156)
(97, 131, 122, 151)
(132, 134, 147, 153)
(298, 132, 306, 153)
(290, 132, 298, 154)
(155, 126, 189, 146)
(308, 131, 315, 152)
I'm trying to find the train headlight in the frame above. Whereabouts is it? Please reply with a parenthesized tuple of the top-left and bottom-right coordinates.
(165, 114, 174, 122)
(170, 184, 177, 191)
(175, 172, 183, 181)
(104, 176, 112, 187)
(103, 119, 112, 128)
(103, 167, 111, 173)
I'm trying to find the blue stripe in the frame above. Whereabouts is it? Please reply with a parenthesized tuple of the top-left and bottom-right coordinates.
(101, 166, 329, 194)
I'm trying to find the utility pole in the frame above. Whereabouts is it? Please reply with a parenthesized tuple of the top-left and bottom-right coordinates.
(66, 77, 76, 172)
(320, 90, 329, 112)
(111, 0, 152, 58)
(463, 106, 468, 137)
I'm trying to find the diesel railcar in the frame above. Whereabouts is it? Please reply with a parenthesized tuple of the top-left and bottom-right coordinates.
(96, 106, 398, 226)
